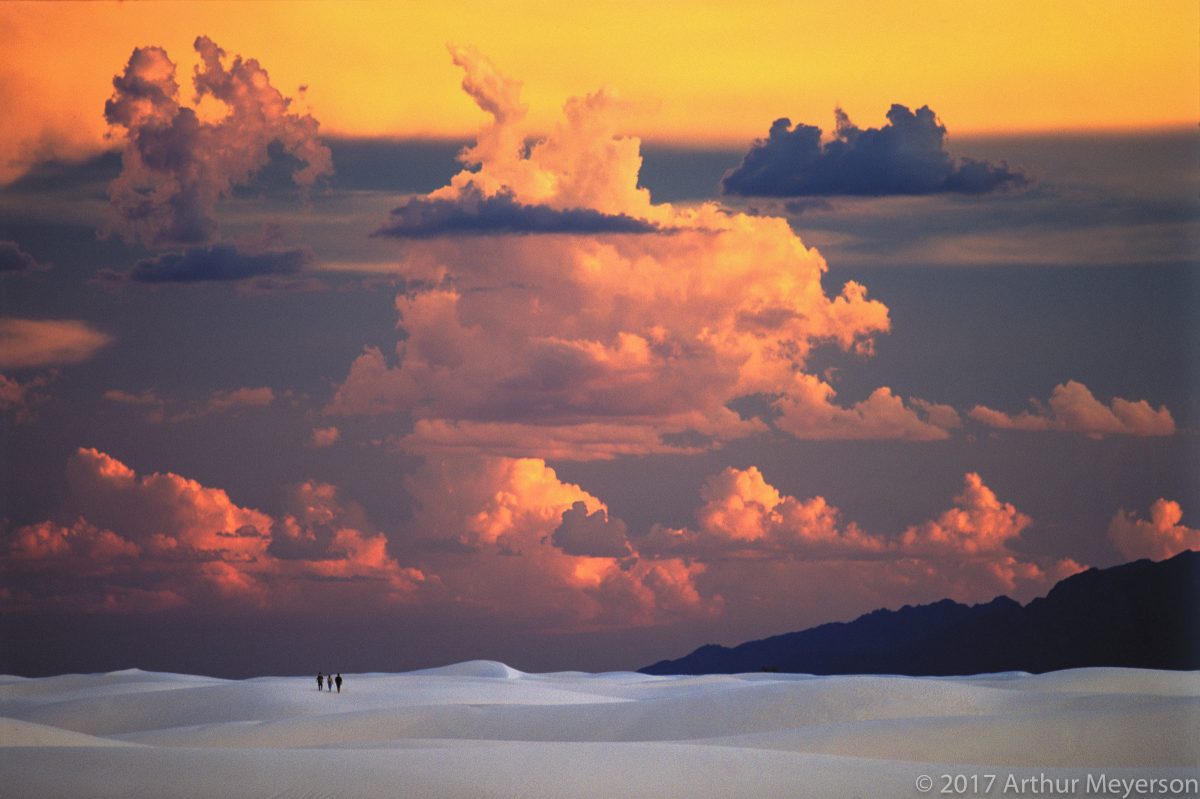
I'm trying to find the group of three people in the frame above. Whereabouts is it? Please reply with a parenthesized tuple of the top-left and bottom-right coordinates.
(316, 671, 342, 692)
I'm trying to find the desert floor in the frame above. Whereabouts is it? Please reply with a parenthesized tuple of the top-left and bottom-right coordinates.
(2, 661, 1197, 797)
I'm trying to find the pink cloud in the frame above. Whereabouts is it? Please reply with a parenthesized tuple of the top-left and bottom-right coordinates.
(60, 448, 274, 568)
(1108, 499, 1199, 561)
(4, 449, 1096, 636)
(638, 467, 1083, 604)
(0, 318, 111, 369)
(325, 51, 957, 459)
(899, 472, 1031, 555)
(436, 46, 657, 222)
(3, 517, 174, 613)
(774, 376, 955, 441)
(969, 380, 1175, 437)
(402, 456, 711, 629)
(641, 466, 877, 558)
(2, 449, 423, 614)
(8, 518, 141, 563)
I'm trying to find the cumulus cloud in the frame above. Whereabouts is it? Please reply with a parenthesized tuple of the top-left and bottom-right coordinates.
(969, 380, 1175, 437)
(104, 36, 332, 247)
(59, 448, 273, 558)
(1, 449, 423, 614)
(4, 449, 702, 628)
(8, 519, 142, 564)
(327, 51, 957, 458)
(432, 45, 660, 221)
(640, 465, 879, 559)
(128, 245, 310, 283)
(368, 46, 664, 238)
(1108, 499, 1199, 561)
(773, 376, 957, 440)
(3, 518, 173, 613)
(0, 318, 112, 370)
(324, 239, 923, 457)
(897, 472, 1032, 557)
(4, 449, 1095, 634)
(402, 458, 1081, 627)
(403, 456, 708, 628)
(0, 241, 45, 273)
(722, 105, 1025, 197)
(639, 467, 1081, 602)
(391, 462, 1080, 629)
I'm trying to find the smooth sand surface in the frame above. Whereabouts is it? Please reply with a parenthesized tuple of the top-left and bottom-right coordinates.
(2, 662, 1197, 797)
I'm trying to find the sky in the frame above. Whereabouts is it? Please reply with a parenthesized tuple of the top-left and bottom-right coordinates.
(0, 1, 1197, 677)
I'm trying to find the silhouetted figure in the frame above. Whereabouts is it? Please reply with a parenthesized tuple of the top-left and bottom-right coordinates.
(335, 673, 342, 693)
(317, 672, 324, 691)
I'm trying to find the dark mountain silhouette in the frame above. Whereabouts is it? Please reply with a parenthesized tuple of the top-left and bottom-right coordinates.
(641, 550, 1200, 675)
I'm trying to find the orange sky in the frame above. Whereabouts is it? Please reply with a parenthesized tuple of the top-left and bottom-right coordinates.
(1, 0, 1196, 181)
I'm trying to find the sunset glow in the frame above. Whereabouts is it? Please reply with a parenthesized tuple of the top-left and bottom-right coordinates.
(0, 0, 1195, 678)
(3, 1, 1196, 182)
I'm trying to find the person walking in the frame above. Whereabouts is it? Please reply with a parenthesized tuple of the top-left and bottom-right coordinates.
(335, 673, 343, 693)
(317, 672, 324, 691)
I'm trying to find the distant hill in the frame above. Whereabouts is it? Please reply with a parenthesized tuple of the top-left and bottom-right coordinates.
(640, 550, 1200, 675)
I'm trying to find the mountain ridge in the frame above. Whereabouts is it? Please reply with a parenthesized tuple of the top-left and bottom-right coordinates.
(640, 550, 1200, 675)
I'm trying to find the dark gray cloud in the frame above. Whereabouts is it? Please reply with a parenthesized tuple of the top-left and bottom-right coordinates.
(104, 37, 333, 247)
(722, 105, 1025, 197)
(552, 501, 632, 558)
(0, 241, 43, 272)
(129, 244, 310, 283)
(374, 184, 662, 238)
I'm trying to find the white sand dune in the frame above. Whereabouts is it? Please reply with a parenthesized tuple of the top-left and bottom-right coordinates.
(1, 662, 1197, 797)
